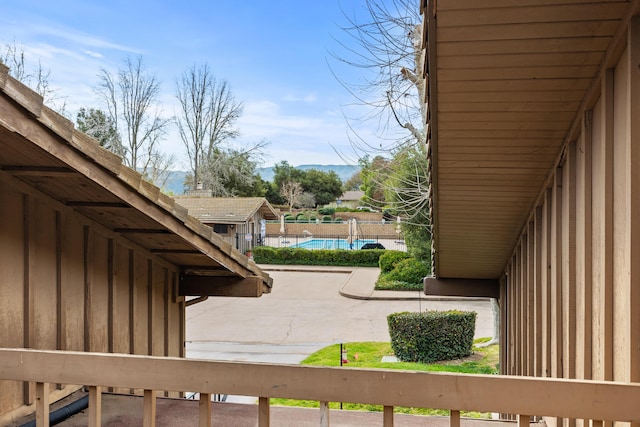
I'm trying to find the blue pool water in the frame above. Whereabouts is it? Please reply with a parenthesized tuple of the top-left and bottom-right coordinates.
(290, 238, 375, 250)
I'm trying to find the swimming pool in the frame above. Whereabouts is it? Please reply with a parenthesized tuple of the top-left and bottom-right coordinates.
(290, 238, 375, 250)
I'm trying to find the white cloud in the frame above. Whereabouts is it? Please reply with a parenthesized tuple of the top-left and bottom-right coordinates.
(83, 50, 103, 59)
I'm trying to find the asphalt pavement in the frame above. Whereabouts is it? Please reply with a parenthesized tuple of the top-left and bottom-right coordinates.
(186, 265, 493, 363)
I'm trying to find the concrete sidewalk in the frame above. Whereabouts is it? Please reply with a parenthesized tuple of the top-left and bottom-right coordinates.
(258, 264, 489, 302)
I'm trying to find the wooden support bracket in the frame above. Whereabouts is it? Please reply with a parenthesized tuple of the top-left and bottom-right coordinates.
(423, 277, 500, 299)
(179, 274, 265, 297)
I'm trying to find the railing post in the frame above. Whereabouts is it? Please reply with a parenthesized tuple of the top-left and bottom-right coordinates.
(143, 390, 157, 427)
(258, 397, 270, 427)
(518, 414, 530, 427)
(199, 393, 211, 427)
(450, 410, 461, 427)
(35, 382, 49, 427)
(383, 405, 394, 426)
(88, 386, 102, 427)
(319, 401, 330, 427)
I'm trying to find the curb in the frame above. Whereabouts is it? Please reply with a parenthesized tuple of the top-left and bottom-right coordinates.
(258, 264, 489, 302)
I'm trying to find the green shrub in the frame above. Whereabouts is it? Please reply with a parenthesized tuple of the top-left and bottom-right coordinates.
(334, 217, 343, 223)
(252, 246, 384, 267)
(378, 251, 412, 273)
(296, 214, 309, 222)
(384, 258, 429, 283)
(318, 207, 335, 215)
(321, 215, 332, 223)
(387, 310, 477, 363)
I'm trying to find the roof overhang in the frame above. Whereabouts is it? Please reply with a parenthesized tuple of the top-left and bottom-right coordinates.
(423, 0, 635, 279)
(0, 65, 271, 295)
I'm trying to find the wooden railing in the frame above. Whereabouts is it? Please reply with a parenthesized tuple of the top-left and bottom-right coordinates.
(2, 348, 640, 426)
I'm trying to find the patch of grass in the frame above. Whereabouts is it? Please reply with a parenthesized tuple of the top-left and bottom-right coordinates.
(271, 340, 499, 417)
(374, 280, 423, 291)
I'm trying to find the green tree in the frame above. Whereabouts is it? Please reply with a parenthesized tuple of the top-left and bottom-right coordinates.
(359, 155, 391, 209)
(184, 147, 265, 197)
(270, 161, 343, 207)
(299, 169, 342, 206)
(272, 161, 304, 189)
(76, 107, 122, 154)
(343, 170, 363, 192)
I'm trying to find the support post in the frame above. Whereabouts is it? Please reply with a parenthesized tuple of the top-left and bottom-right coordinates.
(88, 386, 102, 427)
(199, 393, 211, 427)
(383, 405, 394, 426)
(320, 401, 330, 427)
(143, 390, 157, 427)
(450, 409, 460, 427)
(35, 382, 49, 427)
(258, 397, 270, 427)
(518, 414, 530, 427)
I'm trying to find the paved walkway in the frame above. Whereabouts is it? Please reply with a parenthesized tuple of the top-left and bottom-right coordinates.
(259, 264, 489, 302)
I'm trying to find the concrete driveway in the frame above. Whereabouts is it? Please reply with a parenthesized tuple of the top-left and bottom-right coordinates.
(186, 268, 494, 364)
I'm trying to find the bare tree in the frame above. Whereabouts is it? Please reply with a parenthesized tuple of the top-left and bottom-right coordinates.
(95, 55, 170, 177)
(176, 63, 248, 190)
(280, 180, 303, 212)
(0, 40, 67, 114)
(330, 0, 424, 154)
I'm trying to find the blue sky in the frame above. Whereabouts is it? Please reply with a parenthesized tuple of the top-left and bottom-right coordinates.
(0, 1, 381, 169)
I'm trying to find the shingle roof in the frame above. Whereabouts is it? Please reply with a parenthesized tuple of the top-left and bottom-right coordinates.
(339, 190, 364, 201)
(174, 197, 279, 223)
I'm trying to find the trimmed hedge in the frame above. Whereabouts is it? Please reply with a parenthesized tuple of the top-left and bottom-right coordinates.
(252, 246, 384, 267)
(378, 250, 412, 272)
(318, 207, 335, 215)
(387, 310, 477, 363)
(382, 258, 429, 283)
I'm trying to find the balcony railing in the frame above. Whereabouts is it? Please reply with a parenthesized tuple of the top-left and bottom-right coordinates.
(2, 348, 640, 427)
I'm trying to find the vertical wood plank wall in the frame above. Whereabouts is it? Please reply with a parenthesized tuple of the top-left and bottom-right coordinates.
(501, 21, 640, 423)
(0, 176, 185, 418)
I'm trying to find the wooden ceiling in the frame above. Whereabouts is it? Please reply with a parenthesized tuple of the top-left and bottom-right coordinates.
(424, 0, 633, 279)
(0, 68, 272, 293)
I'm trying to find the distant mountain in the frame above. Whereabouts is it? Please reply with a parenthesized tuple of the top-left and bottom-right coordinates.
(161, 164, 360, 196)
(256, 164, 360, 183)
(162, 170, 188, 195)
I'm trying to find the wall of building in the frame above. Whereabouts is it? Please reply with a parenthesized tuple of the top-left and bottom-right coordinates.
(501, 23, 640, 412)
(0, 176, 185, 421)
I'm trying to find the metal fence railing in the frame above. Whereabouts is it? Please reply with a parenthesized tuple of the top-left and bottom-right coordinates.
(239, 233, 407, 252)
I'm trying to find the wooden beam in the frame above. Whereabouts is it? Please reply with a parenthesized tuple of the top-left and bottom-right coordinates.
(65, 202, 130, 208)
(6, 348, 640, 422)
(179, 275, 264, 297)
(423, 277, 499, 299)
(150, 249, 200, 254)
(0, 166, 74, 176)
(113, 229, 172, 234)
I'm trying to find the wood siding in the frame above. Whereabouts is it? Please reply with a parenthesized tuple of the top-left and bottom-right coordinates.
(0, 175, 184, 420)
(502, 19, 640, 403)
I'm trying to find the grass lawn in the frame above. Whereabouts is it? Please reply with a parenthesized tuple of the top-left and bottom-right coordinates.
(270, 339, 499, 417)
